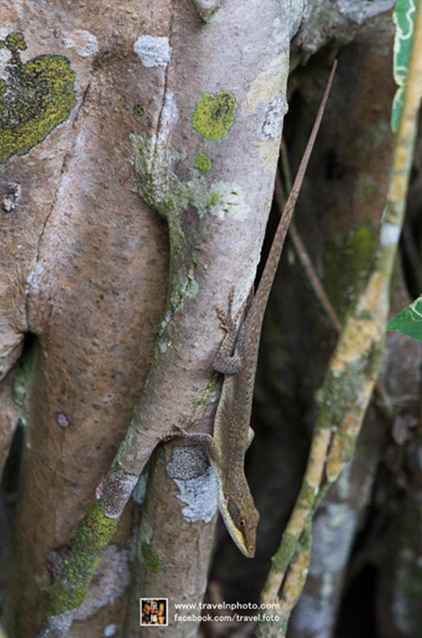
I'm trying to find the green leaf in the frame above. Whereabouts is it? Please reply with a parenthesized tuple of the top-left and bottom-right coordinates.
(391, 0, 418, 131)
(388, 294, 422, 341)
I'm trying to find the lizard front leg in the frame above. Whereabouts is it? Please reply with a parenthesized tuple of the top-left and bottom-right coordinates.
(213, 288, 246, 375)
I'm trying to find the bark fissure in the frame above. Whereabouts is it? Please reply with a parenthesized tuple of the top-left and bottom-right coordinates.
(150, 0, 176, 191)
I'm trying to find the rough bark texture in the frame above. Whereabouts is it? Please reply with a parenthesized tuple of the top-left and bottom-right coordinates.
(1, 0, 303, 636)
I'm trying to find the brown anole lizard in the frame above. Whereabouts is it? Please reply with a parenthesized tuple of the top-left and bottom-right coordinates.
(174, 62, 337, 558)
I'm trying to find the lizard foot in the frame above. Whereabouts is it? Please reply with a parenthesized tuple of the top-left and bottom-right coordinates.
(216, 287, 238, 333)
(160, 424, 189, 443)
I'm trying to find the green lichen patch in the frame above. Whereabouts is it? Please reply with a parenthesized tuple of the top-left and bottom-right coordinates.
(0, 33, 76, 164)
(47, 503, 118, 615)
(271, 532, 297, 571)
(133, 103, 144, 117)
(192, 91, 236, 141)
(315, 364, 364, 431)
(5, 33, 27, 52)
(193, 374, 218, 407)
(131, 132, 245, 347)
(194, 152, 212, 174)
(141, 542, 162, 573)
(364, 184, 376, 196)
(325, 225, 377, 320)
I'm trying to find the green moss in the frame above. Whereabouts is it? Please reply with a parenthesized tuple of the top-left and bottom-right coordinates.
(92, 403, 101, 410)
(192, 91, 236, 141)
(111, 458, 122, 471)
(194, 152, 212, 175)
(339, 433, 357, 464)
(133, 103, 144, 117)
(298, 522, 312, 551)
(180, 274, 199, 298)
(298, 482, 316, 506)
(325, 224, 377, 320)
(165, 204, 185, 257)
(6, 33, 27, 52)
(366, 339, 385, 381)
(271, 532, 297, 571)
(141, 542, 162, 573)
(47, 503, 118, 615)
(193, 374, 218, 407)
(209, 191, 221, 207)
(364, 184, 375, 196)
(315, 364, 364, 430)
(131, 132, 244, 348)
(0, 33, 76, 164)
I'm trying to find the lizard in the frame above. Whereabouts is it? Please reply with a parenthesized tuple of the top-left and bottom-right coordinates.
(171, 62, 337, 558)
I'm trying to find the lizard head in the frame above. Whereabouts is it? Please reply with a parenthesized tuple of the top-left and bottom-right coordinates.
(219, 491, 260, 558)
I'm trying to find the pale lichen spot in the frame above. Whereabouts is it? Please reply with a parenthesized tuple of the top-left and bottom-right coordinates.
(257, 140, 281, 169)
(380, 221, 401, 246)
(339, 0, 395, 26)
(271, 17, 284, 47)
(208, 182, 248, 219)
(243, 53, 288, 114)
(174, 467, 218, 523)
(133, 35, 171, 68)
(103, 624, 117, 637)
(331, 318, 382, 373)
(64, 30, 99, 57)
(0, 45, 11, 67)
(157, 92, 179, 144)
(261, 94, 286, 142)
(56, 412, 70, 428)
(26, 261, 45, 296)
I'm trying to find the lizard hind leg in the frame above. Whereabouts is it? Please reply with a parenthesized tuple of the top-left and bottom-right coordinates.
(215, 287, 237, 334)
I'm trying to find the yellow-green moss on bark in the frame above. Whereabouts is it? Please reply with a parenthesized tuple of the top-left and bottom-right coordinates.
(47, 504, 118, 615)
(192, 91, 236, 141)
(325, 225, 377, 319)
(141, 542, 162, 573)
(271, 532, 297, 572)
(194, 152, 212, 174)
(0, 32, 76, 164)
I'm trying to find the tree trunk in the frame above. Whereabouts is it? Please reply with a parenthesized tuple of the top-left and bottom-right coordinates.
(2, 2, 422, 638)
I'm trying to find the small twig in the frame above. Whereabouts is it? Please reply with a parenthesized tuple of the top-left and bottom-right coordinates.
(275, 160, 342, 333)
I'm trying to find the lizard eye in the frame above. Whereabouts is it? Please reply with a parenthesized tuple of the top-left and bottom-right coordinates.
(227, 499, 246, 530)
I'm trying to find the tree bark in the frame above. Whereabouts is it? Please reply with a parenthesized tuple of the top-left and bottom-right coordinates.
(1, 2, 420, 638)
